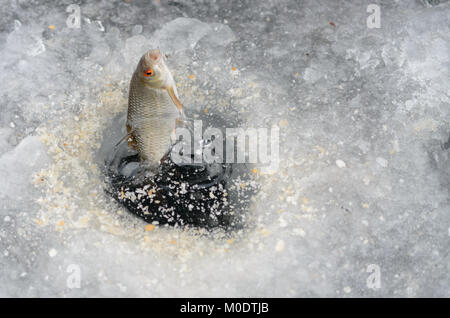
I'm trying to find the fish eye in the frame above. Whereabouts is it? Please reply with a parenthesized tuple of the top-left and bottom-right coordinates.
(143, 69, 154, 77)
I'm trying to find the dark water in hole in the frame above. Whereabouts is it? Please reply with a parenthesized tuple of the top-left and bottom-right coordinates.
(99, 112, 259, 230)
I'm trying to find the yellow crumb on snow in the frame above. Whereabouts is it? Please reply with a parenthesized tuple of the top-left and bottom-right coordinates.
(148, 189, 154, 196)
(169, 239, 177, 244)
(275, 239, 285, 252)
(36, 219, 44, 225)
(204, 108, 208, 113)
(261, 228, 270, 236)
(251, 168, 259, 174)
(227, 239, 234, 245)
(145, 224, 156, 232)
(79, 217, 89, 225)
(294, 72, 299, 77)
(231, 66, 237, 71)
(301, 197, 308, 204)
(120, 190, 125, 199)
(316, 145, 326, 155)
(188, 74, 195, 79)
(59, 220, 64, 226)
(48, 25, 55, 30)
(279, 119, 288, 127)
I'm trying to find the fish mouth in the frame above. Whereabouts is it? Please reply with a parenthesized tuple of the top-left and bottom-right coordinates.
(147, 49, 161, 61)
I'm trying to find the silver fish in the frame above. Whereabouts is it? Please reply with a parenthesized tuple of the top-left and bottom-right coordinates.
(126, 49, 184, 168)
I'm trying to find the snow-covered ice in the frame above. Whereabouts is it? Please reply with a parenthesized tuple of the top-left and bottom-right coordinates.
(0, 0, 449, 297)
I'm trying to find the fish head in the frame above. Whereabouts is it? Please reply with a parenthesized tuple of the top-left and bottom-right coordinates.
(135, 49, 172, 89)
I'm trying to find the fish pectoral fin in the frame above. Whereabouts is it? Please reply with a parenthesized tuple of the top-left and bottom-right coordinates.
(114, 132, 132, 149)
(114, 125, 137, 150)
(166, 85, 184, 113)
(126, 124, 133, 134)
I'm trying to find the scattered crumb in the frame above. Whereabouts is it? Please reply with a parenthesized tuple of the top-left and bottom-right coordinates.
(336, 160, 346, 168)
(275, 239, 285, 252)
(48, 249, 57, 258)
(279, 119, 288, 127)
(376, 157, 388, 168)
(293, 228, 306, 237)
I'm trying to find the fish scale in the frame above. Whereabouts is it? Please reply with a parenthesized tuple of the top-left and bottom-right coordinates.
(127, 70, 179, 165)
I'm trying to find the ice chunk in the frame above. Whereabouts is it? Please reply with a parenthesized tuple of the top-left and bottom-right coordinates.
(376, 157, 388, 168)
(151, 18, 212, 53)
(0, 128, 14, 154)
(48, 249, 58, 258)
(335, 160, 346, 168)
(199, 23, 236, 47)
(150, 18, 235, 54)
(6, 20, 45, 57)
(0, 136, 50, 199)
(123, 35, 152, 66)
(421, 0, 449, 6)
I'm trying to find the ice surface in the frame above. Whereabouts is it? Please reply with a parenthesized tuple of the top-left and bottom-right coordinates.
(0, 0, 449, 297)
(0, 136, 50, 200)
